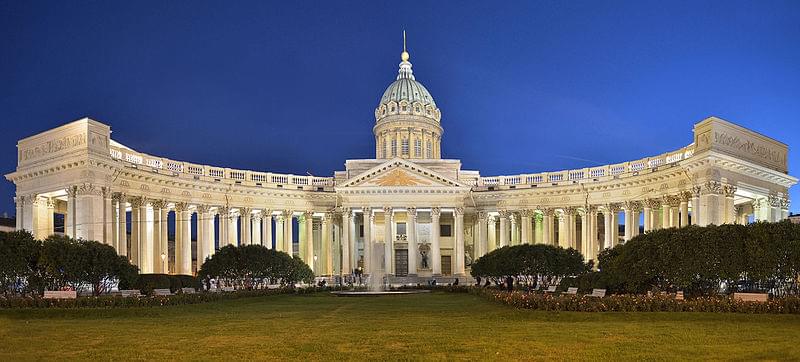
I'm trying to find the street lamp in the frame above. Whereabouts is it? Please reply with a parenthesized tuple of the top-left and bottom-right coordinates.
(161, 253, 166, 274)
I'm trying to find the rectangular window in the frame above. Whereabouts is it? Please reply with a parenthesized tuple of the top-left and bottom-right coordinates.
(382, 140, 387, 158)
(426, 141, 432, 158)
(359, 224, 364, 237)
(414, 139, 421, 157)
(391, 140, 397, 157)
(440, 224, 452, 237)
(401, 139, 409, 156)
(396, 222, 407, 236)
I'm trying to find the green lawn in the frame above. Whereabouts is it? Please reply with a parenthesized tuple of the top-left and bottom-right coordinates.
(1, 292, 799, 360)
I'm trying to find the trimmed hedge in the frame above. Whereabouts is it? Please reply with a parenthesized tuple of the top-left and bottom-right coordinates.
(123, 274, 200, 295)
(473, 288, 800, 314)
(0, 285, 340, 309)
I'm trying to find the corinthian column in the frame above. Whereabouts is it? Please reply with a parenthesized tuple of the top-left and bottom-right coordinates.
(303, 211, 314, 272)
(431, 207, 442, 276)
(454, 207, 465, 276)
(541, 208, 554, 245)
(252, 213, 262, 246)
(240, 207, 252, 246)
(175, 202, 191, 275)
(151, 200, 165, 273)
(322, 212, 332, 275)
(521, 210, 532, 244)
(262, 210, 273, 249)
(476, 211, 488, 258)
(129, 196, 143, 266)
(407, 207, 418, 276)
(283, 210, 294, 254)
(498, 211, 509, 248)
(723, 185, 737, 224)
(679, 192, 690, 227)
(115, 193, 127, 256)
(383, 207, 394, 275)
(341, 209, 351, 274)
(362, 207, 372, 275)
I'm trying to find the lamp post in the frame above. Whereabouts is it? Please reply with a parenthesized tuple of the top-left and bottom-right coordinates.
(161, 253, 167, 274)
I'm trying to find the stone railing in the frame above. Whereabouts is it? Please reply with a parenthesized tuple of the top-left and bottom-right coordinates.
(109, 143, 335, 188)
(476, 144, 695, 187)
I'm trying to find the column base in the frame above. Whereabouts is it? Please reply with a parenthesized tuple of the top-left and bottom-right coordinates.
(406, 273, 418, 277)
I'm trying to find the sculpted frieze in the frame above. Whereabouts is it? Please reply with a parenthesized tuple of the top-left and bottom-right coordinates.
(713, 131, 786, 169)
(20, 133, 87, 163)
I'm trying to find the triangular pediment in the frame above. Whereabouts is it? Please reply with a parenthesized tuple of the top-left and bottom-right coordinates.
(338, 158, 471, 189)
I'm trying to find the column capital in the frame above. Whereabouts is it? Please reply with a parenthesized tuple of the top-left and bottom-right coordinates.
(704, 181, 722, 195)
(151, 199, 168, 209)
(564, 206, 578, 215)
(477, 211, 488, 221)
(624, 200, 642, 213)
(454, 207, 464, 216)
(407, 207, 418, 219)
(680, 190, 692, 202)
(723, 184, 737, 198)
(430, 207, 441, 218)
(130, 196, 146, 208)
(174, 201, 189, 212)
(101, 186, 112, 199)
(768, 193, 781, 207)
(282, 210, 294, 218)
(691, 185, 702, 197)
(539, 207, 555, 216)
(664, 195, 681, 207)
(65, 185, 78, 198)
(781, 196, 790, 211)
(644, 198, 661, 209)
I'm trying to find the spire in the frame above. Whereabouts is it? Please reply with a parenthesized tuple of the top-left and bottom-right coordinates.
(397, 30, 414, 80)
(401, 30, 409, 62)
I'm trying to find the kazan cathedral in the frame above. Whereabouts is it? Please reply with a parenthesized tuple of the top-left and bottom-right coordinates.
(5, 45, 797, 282)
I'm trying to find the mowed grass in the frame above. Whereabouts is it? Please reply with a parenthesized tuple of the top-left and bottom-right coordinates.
(1, 292, 799, 361)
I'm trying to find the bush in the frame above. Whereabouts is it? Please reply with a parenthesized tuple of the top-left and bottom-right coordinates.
(598, 221, 800, 296)
(0, 231, 139, 296)
(470, 244, 589, 289)
(197, 245, 314, 289)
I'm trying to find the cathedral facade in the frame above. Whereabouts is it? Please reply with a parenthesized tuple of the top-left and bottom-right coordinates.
(6, 49, 797, 279)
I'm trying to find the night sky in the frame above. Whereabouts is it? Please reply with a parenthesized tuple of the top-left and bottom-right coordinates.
(1, 1, 799, 215)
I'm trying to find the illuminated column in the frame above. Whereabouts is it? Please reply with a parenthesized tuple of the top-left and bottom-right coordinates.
(498, 211, 509, 248)
(303, 211, 314, 272)
(623, 201, 637, 242)
(341, 209, 351, 274)
(407, 207, 418, 276)
(534, 212, 543, 244)
(580, 209, 589, 258)
(700, 181, 722, 226)
(362, 207, 372, 274)
(114, 194, 127, 256)
(262, 210, 273, 249)
(487, 215, 497, 252)
(723, 185, 737, 224)
(274, 214, 284, 252)
(75, 184, 103, 242)
(510, 213, 518, 245)
(151, 200, 164, 273)
(557, 211, 567, 248)
(521, 210, 532, 244)
(584, 207, 598, 260)
(565, 207, 577, 249)
(199, 205, 214, 263)
(476, 211, 488, 258)
(161, 205, 169, 273)
(690, 186, 701, 225)
(283, 210, 294, 254)
(252, 213, 262, 246)
(65, 187, 77, 238)
(216, 207, 226, 247)
(240, 207, 252, 246)
(175, 202, 191, 275)
(661, 197, 671, 229)
(643, 203, 652, 233)
(139, 200, 153, 273)
(102, 187, 113, 245)
(542, 208, 554, 245)
(679, 192, 690, 227)
(383, 207, 394, 275)
(14, 196, 23, 231)
(610, 204, 620, 247)
(227, 211, 238, 247)
(430, 207, 442, 276)
(129, 196, 142, 266)
(322, 212, 332, 275)
(454, 207, 465, 276)
(602, 207, 612, 249)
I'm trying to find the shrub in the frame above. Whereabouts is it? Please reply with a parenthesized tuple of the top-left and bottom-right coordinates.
(470, 244, 589, 289)
(197, 245, 314, 289)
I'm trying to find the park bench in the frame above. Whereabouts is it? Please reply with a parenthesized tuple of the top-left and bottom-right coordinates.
(543, 285, 557, 293)
(733, 292, 768, 302)
(586, 289, 606, 298)
(43, 290, 77, 299)
(153, 289, 172, 296)
(120, 289, 142, 298)
(563, 287, 578, 295)
(180, 288, 196, 294)
(221, 286, 235, 292)
(675, 291, 684, 301)
(208, 287, 220, 293)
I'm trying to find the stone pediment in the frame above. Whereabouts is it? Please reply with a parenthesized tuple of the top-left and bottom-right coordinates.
(338, 158, 471, 189)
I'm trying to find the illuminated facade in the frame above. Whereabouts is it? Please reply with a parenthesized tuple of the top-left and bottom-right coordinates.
(6, 47, 796, 279)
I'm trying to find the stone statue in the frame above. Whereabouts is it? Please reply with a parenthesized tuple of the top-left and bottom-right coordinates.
(420, 250, 429, 269)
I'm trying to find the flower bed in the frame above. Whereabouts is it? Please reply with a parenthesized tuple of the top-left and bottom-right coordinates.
(472, 288, 800, 314)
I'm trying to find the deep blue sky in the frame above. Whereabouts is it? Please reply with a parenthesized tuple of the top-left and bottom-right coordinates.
(1, 1, 799, 215)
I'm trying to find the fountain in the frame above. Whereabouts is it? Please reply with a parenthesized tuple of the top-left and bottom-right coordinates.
(331, 245, 429, 297)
